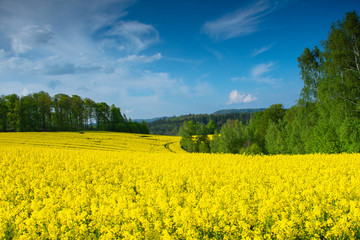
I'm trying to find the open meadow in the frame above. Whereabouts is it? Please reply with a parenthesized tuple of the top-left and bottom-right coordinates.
(1, 132, 360, 239)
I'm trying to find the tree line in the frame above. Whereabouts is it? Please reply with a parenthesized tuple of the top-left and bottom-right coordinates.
(0, 91, 149, 134)
(147, 111, 262, 135)
(180, 11, 360, 155)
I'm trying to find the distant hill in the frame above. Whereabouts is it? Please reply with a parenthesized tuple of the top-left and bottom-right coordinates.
(147, 108, 265, 135)
(212, 108, 266, 115)
(133, 117, 170, 123)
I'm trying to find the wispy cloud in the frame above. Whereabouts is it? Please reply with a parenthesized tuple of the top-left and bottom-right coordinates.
(251, 42, 275, 57)
(204, 46, 223, 60)
(164, 57, 203, 65)
(11, 25, 54, 54)
(123, 71, 213, 98)
(250, 62, 274, 78)
(202, 0, 272, 40)
(231, 62, 281, 85)
(44, 63, 104, 75)
(227, 90, 258, 105)
(118, 53, 162, 63)
(106, 20, 160, 53)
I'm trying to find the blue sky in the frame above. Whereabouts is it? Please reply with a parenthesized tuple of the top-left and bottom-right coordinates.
(0, 0, 359, 119)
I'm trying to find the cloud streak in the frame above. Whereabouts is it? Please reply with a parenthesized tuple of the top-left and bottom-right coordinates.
(231, 61, 281, 85)
(106, 20, 160, 53)
(202, 0, 271, 40)
(251, 42, 275, 57)
(250, 62, 274, 78)
(118, 53, 162, 63)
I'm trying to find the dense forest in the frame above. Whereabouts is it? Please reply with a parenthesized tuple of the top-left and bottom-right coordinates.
(0, 92, 149, 134)
(147, 110, 264, 135)
(180, 11, 360, 155)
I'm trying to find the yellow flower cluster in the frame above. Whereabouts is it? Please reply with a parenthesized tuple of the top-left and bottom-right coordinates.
(1, 132, 360, 239)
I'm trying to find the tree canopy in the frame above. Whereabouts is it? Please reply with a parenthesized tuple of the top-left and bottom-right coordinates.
(0, 91, 149, 134)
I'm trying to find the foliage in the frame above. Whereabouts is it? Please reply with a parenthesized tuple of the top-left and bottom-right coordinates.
(148, 111, 261, 135)
(181, 104, 287, 154)
(0, 91, 149, 134)
(294, 11, 360, 154)
(217, 120, 246, 154)
(179, 121, 211, 153)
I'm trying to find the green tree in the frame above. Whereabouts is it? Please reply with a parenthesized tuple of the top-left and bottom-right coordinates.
(139, 120, 150, 134)
(179, 121, 198, 152)
(110, 104, 125, 131)
(52, 94, 71, 130)
(339, 117, 360, 152)
(95, 102, 110, 130)
(84, 98, 96, 129)
(0, 96, 8, 131)
(5, 94, 20, 131)
(296, 11, 360, 153)
(250, 104, 286, 153)
(265, 120, 287, 154)
(206, 119, 218, 134)
(71, 95, 84, 130)
(217, 120, 246, 154)
(210, 130, 220, 153)
(18, 94, 36, 131)
(297, 46, 323, 102)
(33, 91, 52, 130)
(196, 123, 210, 153)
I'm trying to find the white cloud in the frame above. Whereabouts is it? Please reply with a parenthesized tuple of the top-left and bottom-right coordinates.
(227, 90, 258, 105)
(11, 25, 53, 54)
(107, 20, 160, 53)
(0, 0, 134, 33)
(0, 0, 164, 84)
(0, 0, 217, 119)
(250, 62, 274, 77)
(118, 53, 162, 63)
(251, 43, 275, 57)
(202, 0, 271, 40)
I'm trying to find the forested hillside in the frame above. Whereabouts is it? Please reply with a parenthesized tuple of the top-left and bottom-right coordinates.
(0, 92, 149, 133)
(147, 110, 263, 135)
(212, 108, 266, 115)
(180, 11, 360, 155)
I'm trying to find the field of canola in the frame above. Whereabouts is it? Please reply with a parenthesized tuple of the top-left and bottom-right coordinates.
(1, 132, 360, 239)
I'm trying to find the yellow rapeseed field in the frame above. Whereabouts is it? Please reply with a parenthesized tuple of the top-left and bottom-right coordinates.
(1, 132, 360, 239)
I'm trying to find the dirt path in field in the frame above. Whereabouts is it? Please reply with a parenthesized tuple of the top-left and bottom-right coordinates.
(164, 142, 176, 153)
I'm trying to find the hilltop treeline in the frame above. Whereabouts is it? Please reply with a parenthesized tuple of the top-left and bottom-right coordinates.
(0, 91, 149, 134)
(147, 111, 263, 135)
(181, 11, 360, 154)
